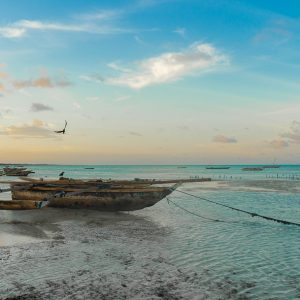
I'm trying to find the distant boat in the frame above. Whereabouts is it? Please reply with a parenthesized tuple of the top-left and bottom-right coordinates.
(263, 159, 280, 169)
(85, 167, 95, 169)
(206, 166, 230, 170)
(263, 165, 280, 169)
(242, 167, 263, 171)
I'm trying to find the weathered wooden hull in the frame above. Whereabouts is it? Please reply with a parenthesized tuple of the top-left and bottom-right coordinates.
(3, 167, 35, 177)
(11, 187, 173, 211)
(0, 200, 44, 210)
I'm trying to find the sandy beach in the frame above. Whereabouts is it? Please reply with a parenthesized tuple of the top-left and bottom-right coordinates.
(0, 208, 217, 300)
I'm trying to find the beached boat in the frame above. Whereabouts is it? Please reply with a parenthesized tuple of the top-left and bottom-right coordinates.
(242, 167, 263, 171)
(0, 200, 47, 210)
(9, 179, 177, 211)
(3, 167, 35, 177)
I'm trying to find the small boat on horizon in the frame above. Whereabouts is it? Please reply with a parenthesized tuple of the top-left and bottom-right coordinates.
(263, 165, 280, 169)
(263, 159, 280, 169)
(242, 167, 264, 171)
(206, 166, 230, 170)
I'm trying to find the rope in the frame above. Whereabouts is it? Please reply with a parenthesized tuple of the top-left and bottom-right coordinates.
(172, 188, 300, 228)
(167, 198, 226, 222)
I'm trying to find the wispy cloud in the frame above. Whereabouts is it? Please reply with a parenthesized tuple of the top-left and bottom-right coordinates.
(213, 134, 237, 143)
(107, 62, 132, 73)
(281, 121, 300, 143)
(106, 43, 228, 89)
(73, 102, 81, 109)
(114, 95, 131, 102)
(129, 131, 143, 136)
(30, 103, 54, 112)
(0, 8, 130, 39)
(0, 119, 57, 139)
(80, 74, 104, 83)
(254, 27, 292, 46)
(178, 125, 189, 131)
(173, 27, 186, 37)
(78, 9, 122, 21)
(269, 139, 289, 149)
(253, 18, 295, 46)
(134, 35, 147, 45)
(0, 27, 26, 38)
(13, 74, 71, 89)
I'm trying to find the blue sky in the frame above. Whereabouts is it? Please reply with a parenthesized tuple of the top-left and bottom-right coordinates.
(0, 0, 300, 164)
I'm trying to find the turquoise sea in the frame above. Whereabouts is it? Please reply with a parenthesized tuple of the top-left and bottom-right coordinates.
(1, 164, 300, 299)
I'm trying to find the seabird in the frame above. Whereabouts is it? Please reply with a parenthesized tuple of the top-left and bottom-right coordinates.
(54, 120, 68, 134)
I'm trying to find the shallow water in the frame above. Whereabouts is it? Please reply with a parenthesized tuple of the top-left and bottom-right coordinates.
(1, 165, 300, 299)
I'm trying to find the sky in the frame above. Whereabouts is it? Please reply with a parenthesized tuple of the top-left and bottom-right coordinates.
(0, 0, 300, 164)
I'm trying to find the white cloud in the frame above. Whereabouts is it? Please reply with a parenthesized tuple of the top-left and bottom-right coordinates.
(106, 43, 228, 89)
(0, 27, 26, 38)
(213, 134, 237, 143)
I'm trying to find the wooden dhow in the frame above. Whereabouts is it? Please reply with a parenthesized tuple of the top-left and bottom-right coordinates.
(8, 179, 181, 211)
(2, 167, 35, 177)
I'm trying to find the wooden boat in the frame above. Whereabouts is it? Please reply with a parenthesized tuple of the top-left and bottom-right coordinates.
(242, 167, 263, 171)
(263, 165, 280, 169)
(9, 179, 178, 211)
(206, 166, 230, 170)
(3, 167, 35, 177)
(5, 170, 35, 177)
(0, 200, 47, 210)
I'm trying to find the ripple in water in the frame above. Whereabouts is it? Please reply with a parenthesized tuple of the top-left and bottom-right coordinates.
(136, 184, 300, 300)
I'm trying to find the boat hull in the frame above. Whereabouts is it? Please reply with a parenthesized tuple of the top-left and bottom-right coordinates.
(0, 200, 44, 210)
(11, 188, 172, 211)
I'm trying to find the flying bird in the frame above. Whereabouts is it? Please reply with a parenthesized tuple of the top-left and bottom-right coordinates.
(54, 120, 68, 134)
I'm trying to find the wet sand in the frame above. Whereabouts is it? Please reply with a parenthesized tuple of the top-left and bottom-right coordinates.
(0, 209, 210, 300)
(2, 179, 300, 299)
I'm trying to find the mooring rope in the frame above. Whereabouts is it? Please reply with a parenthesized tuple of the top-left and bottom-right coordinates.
(172, 188, 300, 228)
(167, 198, 227, 222)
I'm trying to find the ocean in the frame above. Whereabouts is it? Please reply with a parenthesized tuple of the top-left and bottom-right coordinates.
(1, 165, 300, 299)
